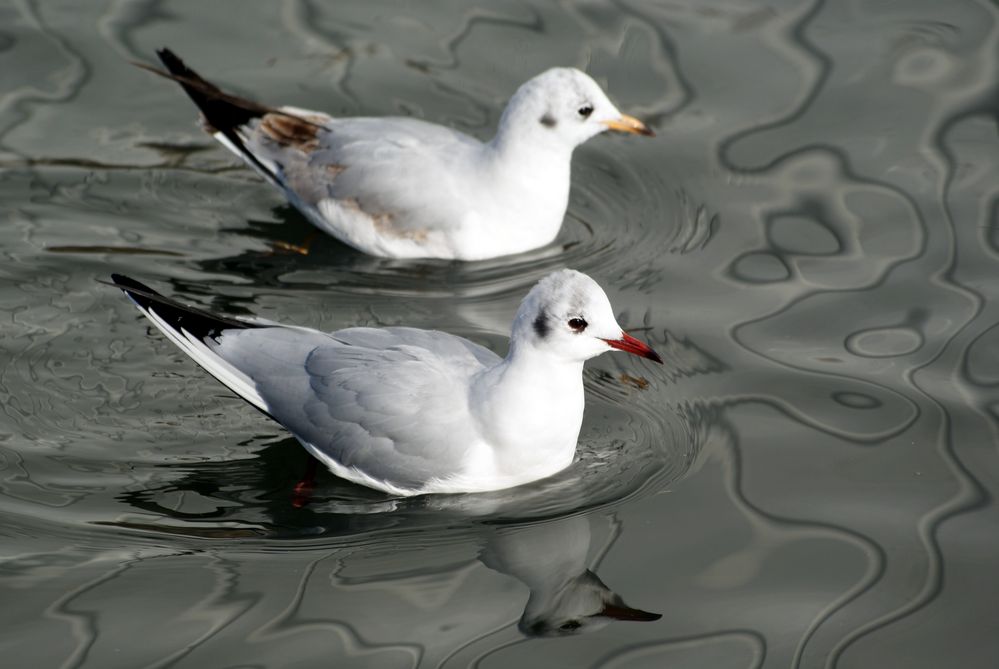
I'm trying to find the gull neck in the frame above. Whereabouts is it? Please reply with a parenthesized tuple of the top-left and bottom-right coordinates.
(488, 119, 575, 166)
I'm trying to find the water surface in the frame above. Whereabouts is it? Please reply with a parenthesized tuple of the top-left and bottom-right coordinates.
(2, 0, 998, 667)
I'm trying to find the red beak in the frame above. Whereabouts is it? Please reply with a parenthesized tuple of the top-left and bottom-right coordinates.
(602, 333, 663, 364)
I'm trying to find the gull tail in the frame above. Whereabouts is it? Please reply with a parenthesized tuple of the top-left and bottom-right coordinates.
(110, 274, 270, 415)
(141, 48, 285, 187)
(154, 48, 269, 139)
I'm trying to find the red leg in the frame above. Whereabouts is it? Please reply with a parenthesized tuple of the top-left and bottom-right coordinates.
(292, 457, 320, 508)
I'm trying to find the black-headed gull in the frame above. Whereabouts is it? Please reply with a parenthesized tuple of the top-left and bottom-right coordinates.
(111, 270, 662, 495)
(141, 49, 653, 260)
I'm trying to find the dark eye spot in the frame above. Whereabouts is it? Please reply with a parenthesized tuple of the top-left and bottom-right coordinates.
(568, 317, 587, 332)
(577, 104, 594, 119)
(559, 620, 582, 632)
(527, 621, 548, 636)
(534, 313, 550, 338)
(539, 113, 557, 128)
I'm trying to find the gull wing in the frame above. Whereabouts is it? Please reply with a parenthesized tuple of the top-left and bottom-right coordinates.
(112, 275, 501, 494)
(216, 326, 498, 492)
(151, 49, 486, 249)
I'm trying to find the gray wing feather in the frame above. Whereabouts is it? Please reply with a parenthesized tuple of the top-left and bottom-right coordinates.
(213, 326, 500, 489)
(249, 114, 485, 234)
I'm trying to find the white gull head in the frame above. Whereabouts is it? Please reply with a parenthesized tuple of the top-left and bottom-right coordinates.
(494, 68, 654, 153)
(509, 269, 663, 365)
(462, 270, 662, 491)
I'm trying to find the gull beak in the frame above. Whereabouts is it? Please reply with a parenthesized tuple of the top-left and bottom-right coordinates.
(602, 114, 655, 137)
(602, 333, 663, 364)
(598, 603, 663, 622)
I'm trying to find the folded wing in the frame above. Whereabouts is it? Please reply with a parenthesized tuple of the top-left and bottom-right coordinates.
(113, 275, 500, 493)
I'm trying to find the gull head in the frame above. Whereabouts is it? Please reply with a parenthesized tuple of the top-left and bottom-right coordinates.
(511, 269, 662, 364)
(497, 68, 653, 150)
(519, 570, 662, 638)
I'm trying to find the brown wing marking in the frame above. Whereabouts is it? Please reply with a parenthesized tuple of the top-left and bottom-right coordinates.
(260, 113, 328, 152)
(341, 198, 428, 242)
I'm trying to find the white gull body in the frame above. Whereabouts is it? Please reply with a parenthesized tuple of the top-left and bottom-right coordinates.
(148, 49, 653, 260)
(112, 270, 662, 495)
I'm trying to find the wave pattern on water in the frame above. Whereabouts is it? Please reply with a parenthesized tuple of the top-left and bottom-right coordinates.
(1, 0, 999, 667)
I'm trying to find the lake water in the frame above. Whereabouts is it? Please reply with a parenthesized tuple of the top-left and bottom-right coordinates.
(2, 0, 998, 667)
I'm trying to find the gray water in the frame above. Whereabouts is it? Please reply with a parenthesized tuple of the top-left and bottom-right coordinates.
(2, 0, 998, 667)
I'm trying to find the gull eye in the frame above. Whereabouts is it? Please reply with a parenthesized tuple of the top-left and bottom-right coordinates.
(577, 104, 594, 119)
(567, 317, 587, 332)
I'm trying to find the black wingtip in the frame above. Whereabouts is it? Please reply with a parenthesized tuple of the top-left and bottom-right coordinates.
(155, 48, 184, 74)
(109, 274, 261, 335)
(148, 47, 267, 135)
(111, 273, 152, 294)
(141, 48, 290, 186)
(109, 273, 163, 311)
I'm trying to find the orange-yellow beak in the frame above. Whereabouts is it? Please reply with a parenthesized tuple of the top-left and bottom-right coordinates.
(602, 114, 655, 137)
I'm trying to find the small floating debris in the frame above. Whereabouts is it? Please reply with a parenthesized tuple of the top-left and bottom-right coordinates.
(93, 520, 267, 538)
(47, 245, 184, 256)
(270, 240, 311, 256)
(619, 373, 650, 390)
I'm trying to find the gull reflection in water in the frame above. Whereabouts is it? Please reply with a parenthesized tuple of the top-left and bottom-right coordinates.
(480, 514, 661, 637)
(101, 439, 662, 650)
